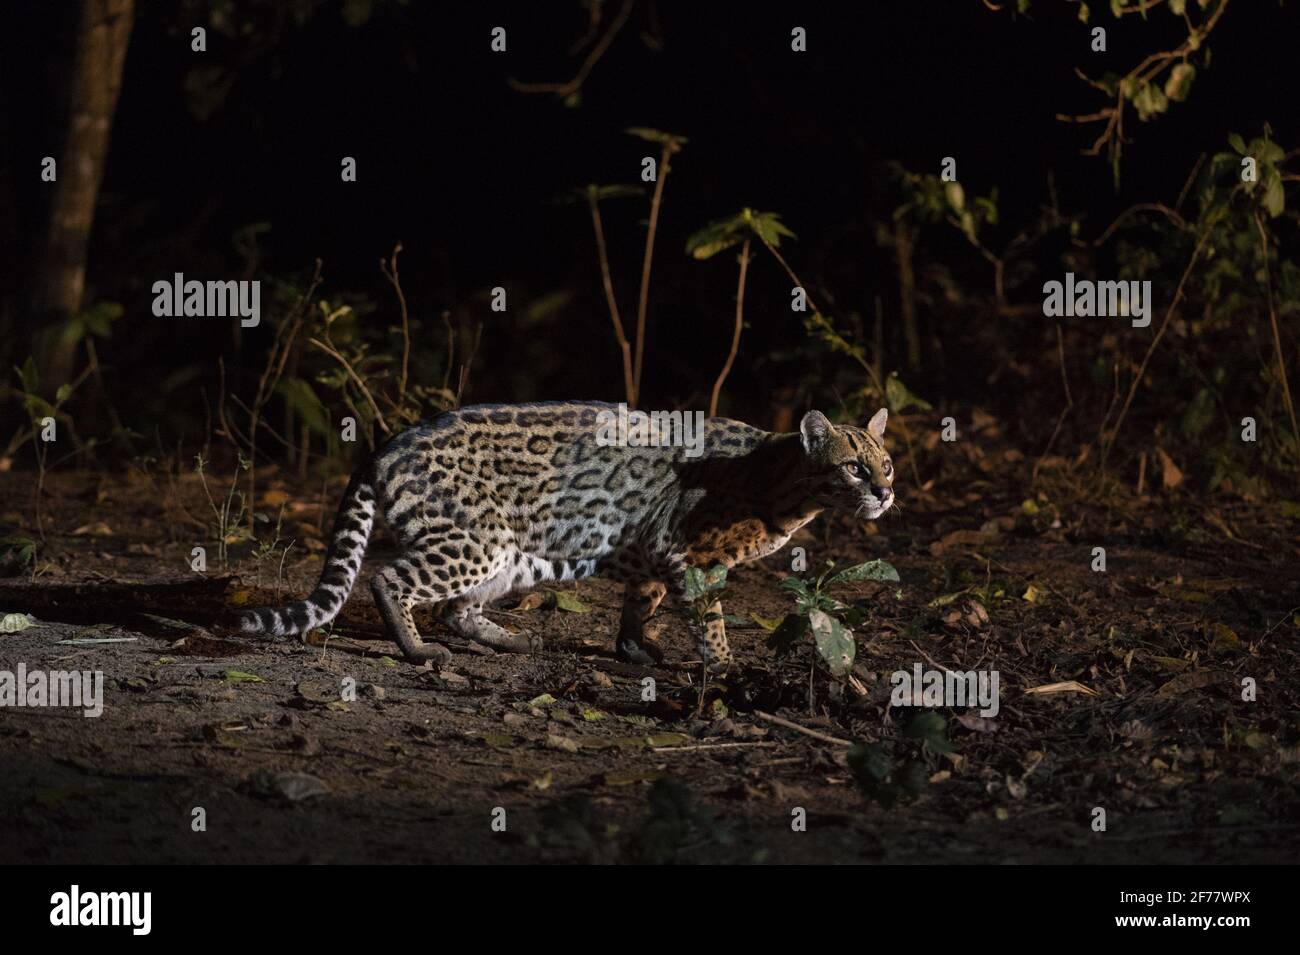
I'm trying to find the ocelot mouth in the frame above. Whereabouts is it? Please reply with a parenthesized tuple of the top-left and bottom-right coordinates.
(856, 497, 889, 520)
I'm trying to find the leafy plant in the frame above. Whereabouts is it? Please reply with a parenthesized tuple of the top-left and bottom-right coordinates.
(0, 537, 37, 577)
(848, 712, 953, 809)
(759, 559, 900, 678)
(12, 358, 83, 539)
(687, 208, 798, 417)
(682, 564, 729, 630)
(1008, 0, 1233, 186)
(628, 778, 732, 864)
(687, 207, 796, 262)
(194, 452, 251, 571)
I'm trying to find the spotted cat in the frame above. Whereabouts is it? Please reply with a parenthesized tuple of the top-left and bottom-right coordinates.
(236, 401, 895, 670)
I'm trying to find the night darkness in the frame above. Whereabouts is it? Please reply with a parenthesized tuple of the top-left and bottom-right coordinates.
(5, 1, 1297, 420)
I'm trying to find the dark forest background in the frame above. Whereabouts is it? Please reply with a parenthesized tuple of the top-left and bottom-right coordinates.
(2, 0, 1297, 495)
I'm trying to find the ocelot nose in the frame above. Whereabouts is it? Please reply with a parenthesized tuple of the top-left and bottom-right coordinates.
(873, 485, 892, 501)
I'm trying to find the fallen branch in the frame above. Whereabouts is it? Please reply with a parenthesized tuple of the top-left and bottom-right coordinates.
(754, 710, 851, 747)
(652, 740, 779, 753)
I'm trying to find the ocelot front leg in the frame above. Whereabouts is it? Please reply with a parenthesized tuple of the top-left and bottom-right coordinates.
(662, 555, 733, 674)
(616, 579, 667, 665)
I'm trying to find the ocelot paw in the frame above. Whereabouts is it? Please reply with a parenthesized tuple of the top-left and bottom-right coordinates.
(422, 640, 455, 667)
(469, 617, 541, 654)
(703, 658, 733, 677)
(615, 635, 664, 666)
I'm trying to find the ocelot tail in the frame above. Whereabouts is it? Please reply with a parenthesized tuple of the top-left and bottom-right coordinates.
(235, 401, 895, 670)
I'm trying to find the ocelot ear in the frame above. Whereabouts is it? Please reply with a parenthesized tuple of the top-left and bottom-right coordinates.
(867, 407, 888, 441)
(800, 410, 834, 455)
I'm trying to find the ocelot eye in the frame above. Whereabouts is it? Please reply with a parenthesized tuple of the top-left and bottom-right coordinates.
(846, 461, 869, 479)
(882, 459, 893, 477)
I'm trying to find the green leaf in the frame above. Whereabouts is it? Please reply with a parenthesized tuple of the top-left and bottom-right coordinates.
(1250, 138, 1284, 165)
(551, 590, 589, 613)
(778, 576, 811, 600)
(686, 230, 740, 260)
(524, 290, 573, 325)
(686, 216, 746, 260)
(583, 183, 644, 202)
(79, 301, 123, 338)
(1180, 387, 1215, 438)
(808, 609, 855, 678)
(683, 565, 727, 602)
(276, 377, 331, 436)
(0, 537, 37, 576)
(748, 210, 797, 247)
(765, 613, 807, 655)
(1262, 166, 1285, 218)
(1227, 132, 1247, 155)
(903, 711, 954, 753)
(847, 742, 891, 784)
(16, 356, 38, 394)
(22, 394, 56, 423)
(1164, 62, 1195, 102)
(943, 181, 966, 213)
(828, 559, 901, 586)
(885, 372, 933, 413)
(1132, 82, 1169, 121)
(223, 670, 264, 683)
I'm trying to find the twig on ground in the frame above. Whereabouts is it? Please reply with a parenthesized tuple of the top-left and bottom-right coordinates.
(754, 710, 851, 747)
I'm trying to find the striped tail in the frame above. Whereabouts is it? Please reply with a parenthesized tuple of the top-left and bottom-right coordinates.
(237, 463, 377, 637)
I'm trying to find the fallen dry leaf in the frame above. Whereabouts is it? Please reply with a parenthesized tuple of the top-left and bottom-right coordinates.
(72, 521, 113, 537)
(1155, 446, 1183, 491)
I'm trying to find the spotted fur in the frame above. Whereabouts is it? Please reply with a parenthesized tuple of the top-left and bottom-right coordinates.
(236, 401, 895, 670)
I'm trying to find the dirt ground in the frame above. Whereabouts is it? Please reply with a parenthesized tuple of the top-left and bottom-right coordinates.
(1, 438, 1298, 864)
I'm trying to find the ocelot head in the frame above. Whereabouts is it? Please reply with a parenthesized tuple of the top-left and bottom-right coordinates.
(798, 408, 895, 519)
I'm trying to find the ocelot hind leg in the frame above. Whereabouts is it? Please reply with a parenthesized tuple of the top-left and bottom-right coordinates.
(371, 528, 537, 662)
(442, 595, 540, 653)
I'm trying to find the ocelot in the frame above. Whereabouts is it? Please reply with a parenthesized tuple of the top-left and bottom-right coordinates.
(236, 401, 895, 671)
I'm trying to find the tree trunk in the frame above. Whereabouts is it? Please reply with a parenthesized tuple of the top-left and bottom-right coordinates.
(895, 219, 921, 371)
(37, 0, 134, 388)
